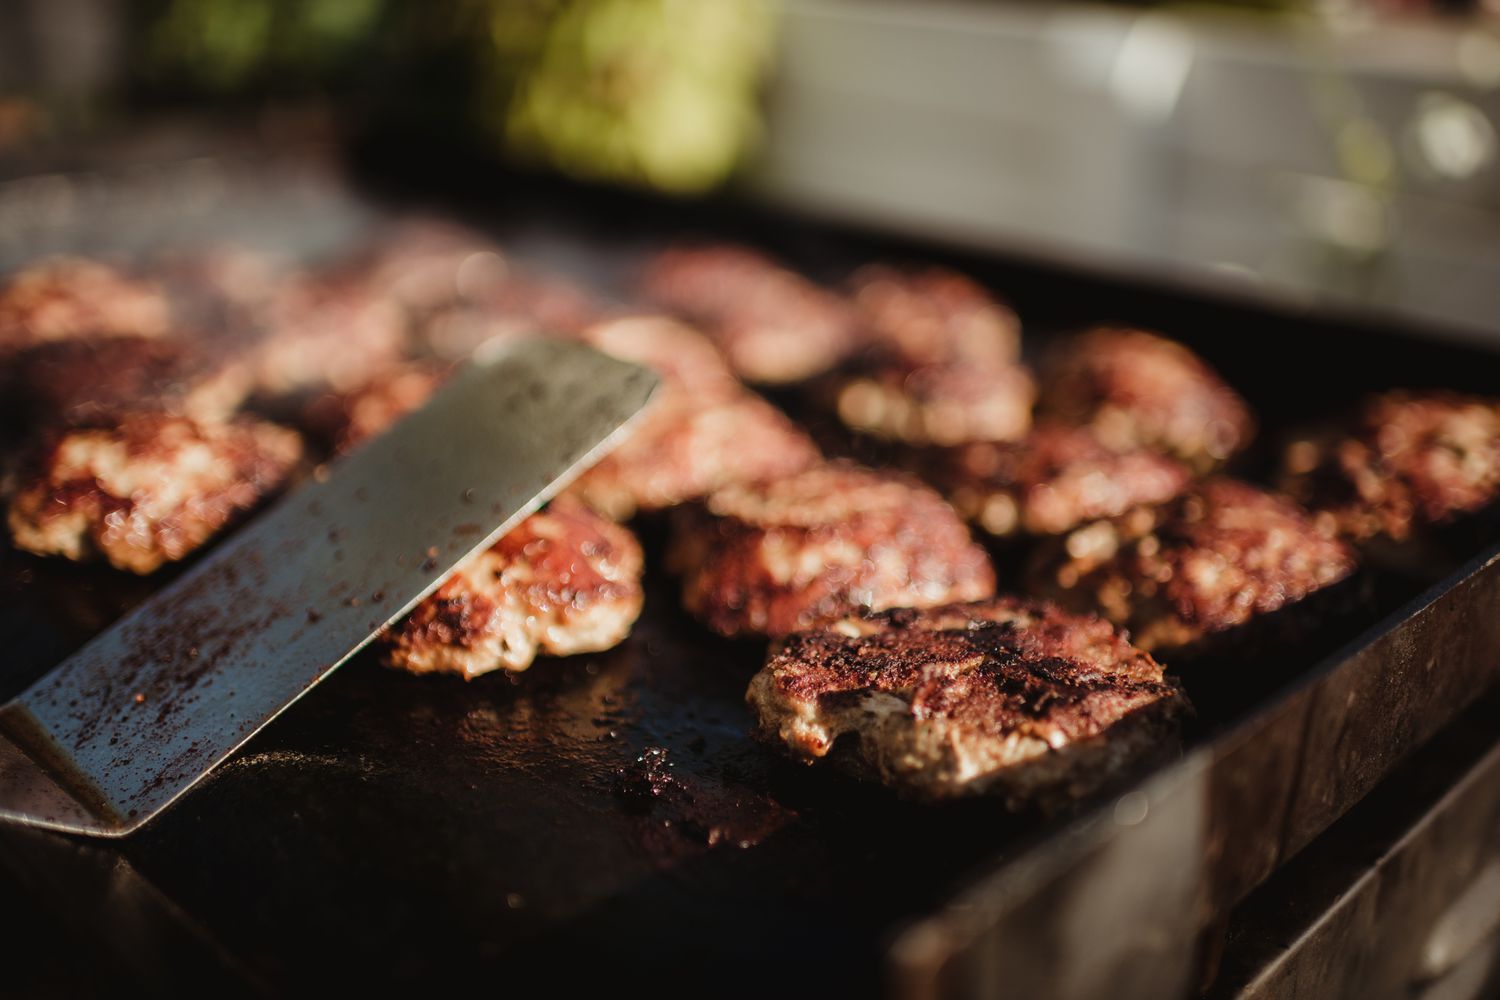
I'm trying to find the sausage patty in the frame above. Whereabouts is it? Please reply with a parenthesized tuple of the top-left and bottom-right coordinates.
(1278, 390, 1500, 543)
(640, 245, 856, 384)
(747, 597, 1188, 801)
(670, 462, 995, 638)
(831, 266, 1034, 445)
(0, 257, 172, 352)
(302, 364, 452, 457)
(563, 316, 821, 519)
(7, 412, 303, 574)
(384, 498, 645, 679)
(4, 335, 254, 427)
(927, 422, 1192, 538)
(1038, 327, 1253, 472)
(1029, 478, 1356, 654)
(248, 273, 410, 398)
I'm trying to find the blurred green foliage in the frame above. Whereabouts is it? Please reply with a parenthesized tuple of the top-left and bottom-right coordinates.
(133, 0, 777, 192)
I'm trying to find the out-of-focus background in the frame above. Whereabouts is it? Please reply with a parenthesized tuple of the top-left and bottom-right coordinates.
(2, 0, 1499, 336)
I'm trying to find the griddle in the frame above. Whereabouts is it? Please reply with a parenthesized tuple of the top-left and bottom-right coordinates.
(1, 133, 1498, 998)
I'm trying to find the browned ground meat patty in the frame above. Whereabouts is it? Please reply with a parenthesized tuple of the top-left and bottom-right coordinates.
(384, 498, 644, 679)
(1279, 391, 1500, 543)
(640, 245, 856, 384)
(747, 597, 1188, 801)
(830, 265, 1034, 445)
(348, 219, 509, 315)
(302, 364, 452, 456)
(669, 462, 996, 638)
(1038, 327, 1254, 472)
(848, 265, 1021, 367)
(0, 257, 172, 352)
(575, 314, 738, 393)
(1030, 478, 1356, 654)
(562, 316, 821, 519)
(927, 422, 1192, 538)
(566, 388, 822, 521)
(6, 412, 303, 574)
(248, 273, 410, 397)
(151, 244, 288, 323)
(326, 220, 598, 357)
(4, 336, 254, 426)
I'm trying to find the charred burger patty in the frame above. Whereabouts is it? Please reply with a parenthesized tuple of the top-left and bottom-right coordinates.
(747, 596, 1188, 801)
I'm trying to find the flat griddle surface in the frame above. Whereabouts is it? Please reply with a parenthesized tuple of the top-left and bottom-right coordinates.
(2, 146, 1500, 995)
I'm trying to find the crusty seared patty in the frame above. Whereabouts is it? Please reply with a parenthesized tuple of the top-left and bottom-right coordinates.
(7, 412, 303, 574)
(1030, 478, 1356, 654)
(302, 364, 451, 456)
(928, 423, 1192, 538)
(670, 462, 995, 638)
(640, 245, 855, 384)
(833, 359, 1035, 447)
(747, 597, 1188, 801)
(847, 265, 1021, 368)
(384, 498, 644, 679)
(348, 219, 509, 315)
(563, 316, 821, 519)
(1279, 390, 1500, 543)
(565, 388, 821, 521)
(831, 266, 1034, 445)
(0, 257, 172, 352)
(248, 273, 409, 397)
(4, 336, 254, 426)
(575, 314, 738, 393)
(1038, 327, 1253, 472)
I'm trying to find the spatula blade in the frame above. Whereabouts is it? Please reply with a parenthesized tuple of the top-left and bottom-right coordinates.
(0, 338, 658, 837)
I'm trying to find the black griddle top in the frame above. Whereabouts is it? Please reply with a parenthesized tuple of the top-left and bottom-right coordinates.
(2, 141, 1499, 997)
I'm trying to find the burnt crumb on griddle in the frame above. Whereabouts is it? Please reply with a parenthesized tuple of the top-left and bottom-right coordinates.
(615, 746, 683, 813)
(614, 745, 793, 853)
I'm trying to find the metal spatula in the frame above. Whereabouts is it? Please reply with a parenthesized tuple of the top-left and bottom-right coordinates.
(0, 339, 657, 837)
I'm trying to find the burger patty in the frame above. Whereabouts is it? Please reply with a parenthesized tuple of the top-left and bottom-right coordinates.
(575, 315, 739, 393)
(565, 387, 822, 521)
(302, 364, 452, 456)
(384, 498, 645, 679)
(833, 357, 1036, 447)
(669, 462, 996, 638)
(6, 412, 304, 574)
(1279, 390, 1500, 543)
(563, 316, 821, 519)
(0, 257, 172, 352)
(348, 219, 509, 316)
(747, 597, 1189, 801)
(928, 423, 1193, 538)
(831, 265, 1034, 445)
(1038, 327, 1254, 472)
(847, 265, 1021, 368)
(1030, 478, 1357, 654)
(4, 335, 254, 427)
(249, 273, 410, 398)
(640, 244, 856, 384)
